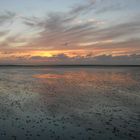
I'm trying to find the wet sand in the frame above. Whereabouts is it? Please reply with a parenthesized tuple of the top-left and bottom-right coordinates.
(0, 67, 140, 140)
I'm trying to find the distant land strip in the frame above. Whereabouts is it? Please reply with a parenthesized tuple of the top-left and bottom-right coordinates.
(0, 65, 140, 68)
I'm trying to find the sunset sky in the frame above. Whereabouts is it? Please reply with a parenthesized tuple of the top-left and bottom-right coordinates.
(0, 0, 140, 65)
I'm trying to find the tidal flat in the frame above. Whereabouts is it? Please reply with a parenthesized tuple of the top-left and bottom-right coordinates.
(0, 67, 140, 140)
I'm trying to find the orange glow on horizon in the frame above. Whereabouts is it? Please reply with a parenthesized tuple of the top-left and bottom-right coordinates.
(0, 47, 139, 60)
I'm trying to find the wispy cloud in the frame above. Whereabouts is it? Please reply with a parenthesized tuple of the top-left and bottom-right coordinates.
(0, 11, 16, 25)
(95, 0, 124, 14)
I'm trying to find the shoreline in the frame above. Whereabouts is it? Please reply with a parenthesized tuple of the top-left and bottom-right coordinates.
(0, 65, 140, 68)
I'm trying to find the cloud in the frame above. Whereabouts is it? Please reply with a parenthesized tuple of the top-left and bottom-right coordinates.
(0, 11, 16, 25)
(22, 13, 140, 55)
(0, 53, 140, 65)
(94, 18, 140, 41)
(28, 53, 140, 65)
(20, 0, 140, 54)
(22, 1, 102, 50)
(95, 0, 124, 14)
(69, 0, 95, 15)
(0, 30, 9, 37)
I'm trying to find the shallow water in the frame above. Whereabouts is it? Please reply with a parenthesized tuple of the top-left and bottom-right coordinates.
(0, 67, 140, 140)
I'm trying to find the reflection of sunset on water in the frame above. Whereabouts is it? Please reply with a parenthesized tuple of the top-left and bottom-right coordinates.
(33, 69, 138, 89)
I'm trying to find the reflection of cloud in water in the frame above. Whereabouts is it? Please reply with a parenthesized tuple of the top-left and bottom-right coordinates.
(34, 70, 138, 88)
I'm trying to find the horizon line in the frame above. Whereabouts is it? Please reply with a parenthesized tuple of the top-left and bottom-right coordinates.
(0, 64, 140, 67)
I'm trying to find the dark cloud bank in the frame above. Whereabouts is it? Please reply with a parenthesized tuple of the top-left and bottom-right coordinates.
(1, 54, 140, 65)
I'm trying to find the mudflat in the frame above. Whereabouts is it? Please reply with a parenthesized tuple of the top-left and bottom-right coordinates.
(0, 67, 139, 140)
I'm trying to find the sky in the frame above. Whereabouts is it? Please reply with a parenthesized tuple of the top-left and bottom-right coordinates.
(0, 0, 140, 65)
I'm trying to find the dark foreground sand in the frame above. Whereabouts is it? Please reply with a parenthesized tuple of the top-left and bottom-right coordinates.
(0, 67, 139, 140)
